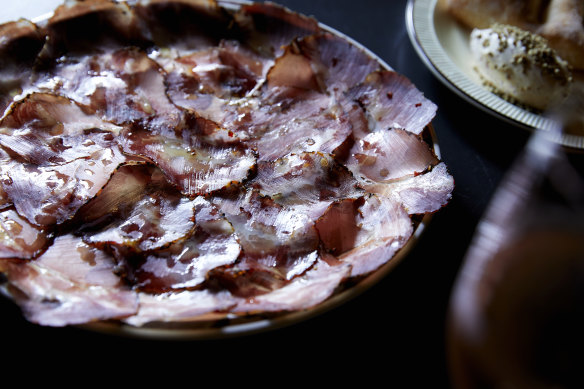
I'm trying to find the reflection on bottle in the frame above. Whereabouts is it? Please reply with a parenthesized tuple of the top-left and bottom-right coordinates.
(447, 122, 584, 388)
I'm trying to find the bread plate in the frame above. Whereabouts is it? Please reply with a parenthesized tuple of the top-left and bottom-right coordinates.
(406, 0, 584, 150)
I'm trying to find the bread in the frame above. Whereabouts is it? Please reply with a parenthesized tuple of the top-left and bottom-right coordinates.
(438, 0, 584, 71)
(437, 0, 548, 30)
(538, 0, 584, 70)
(469, 24, 573, 111)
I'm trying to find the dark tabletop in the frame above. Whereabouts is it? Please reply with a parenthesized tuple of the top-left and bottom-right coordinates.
(3, 0, 569, 386)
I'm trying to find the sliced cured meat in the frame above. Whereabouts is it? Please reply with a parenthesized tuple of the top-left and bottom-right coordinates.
(0, 20, 45, 118)
(233, 2, 320, 58)
(0, 148, 13, 210)
(314, 197, 363, 255)
(346, 127, 440, 183)
(313, 194, 414, 277)
(0, 209, 50, 260)
(0, 92, 121, 134)
(253, 152, 363, 215)
(108, 196, 241, 293)
(335, 195, 414, 277)
(31, 48, 181, 129)
(233, 259, 351, 314)
(0, 234, 138, 326)
(209, 189, 322, 296)
(167, 40, 267, 99)
(347, 70, 438, 135)
(132, 0, 235, 52)
(264, 43, 325, 98)
(120, 122, 257, 197)
(371, 162, 455, 215)
(38, 0, 149, 60)
(0, 148, 128, 227)
(0, 93, 130, 227)
(206, 156, 360, 299)
(0, 93, 123, 165)
(74, 164, 196, 252)
(266, 32, 380, 99)
(251, 101, 353, 162)
(303, 33, 381, 95)
(213, 189, 321, 268)
(238, 91, 354, 162)
(123, 289, 237, 327)
(164, 39, 271, 118)
(162, 39, 272, 132)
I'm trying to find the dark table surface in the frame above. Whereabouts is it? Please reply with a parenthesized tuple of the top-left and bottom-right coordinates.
(4, 0, 576, 386)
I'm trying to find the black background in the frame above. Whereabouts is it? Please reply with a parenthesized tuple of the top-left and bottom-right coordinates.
(1, 0, 556, 386)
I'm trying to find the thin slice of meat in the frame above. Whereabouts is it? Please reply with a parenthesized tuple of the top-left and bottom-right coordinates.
(119, 121, 257, 197)
(168, 40, 267, 99)
(315, 194, 414, 277)
(0, 93, 131, 227)
(131, 0, 235, 52)
(0, 234, 138, 327)
(0, 19, 45, 118)
(31, 48, 182, 130)
(162, 39, 271, 131)
(346, 127, 440, 183)
(264, 42, 325, 98)
(123, 289, 238, 327)
(0, 148, 128, 227)
(0, 93, 123, 165)
(37, 0, 149, 60)
(346, 70, 437, 135)
(0, 209, 50, 259)
(265, 32, 380, 100)
(208, 188, 322, 296)
(300, 33, 381, 95)
(314, 197, 365, 255)
(164, 39, 272, 123)
(247, 92, 354, 162)
(370, 162, 455, 215)
(252, 152, 363, 214)
(111, 196, 241, 293)
(337, 195, 414, 277)
(74, 164, 197, 252)
(233, 258, 351, 314)
(233, 2, 320, 58)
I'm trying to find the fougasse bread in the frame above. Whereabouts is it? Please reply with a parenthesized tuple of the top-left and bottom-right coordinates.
(438, 0, 584, 71)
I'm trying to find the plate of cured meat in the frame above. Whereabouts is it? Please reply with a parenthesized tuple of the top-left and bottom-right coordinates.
(0, 0, 454, 339)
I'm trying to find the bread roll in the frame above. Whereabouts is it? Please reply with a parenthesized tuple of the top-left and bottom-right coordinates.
(438, 0, 584, 71)
(537, 0, 584, 70)
(437, 0, 549, 30)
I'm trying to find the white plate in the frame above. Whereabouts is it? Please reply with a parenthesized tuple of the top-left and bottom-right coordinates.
(405, 0, 584, 150)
